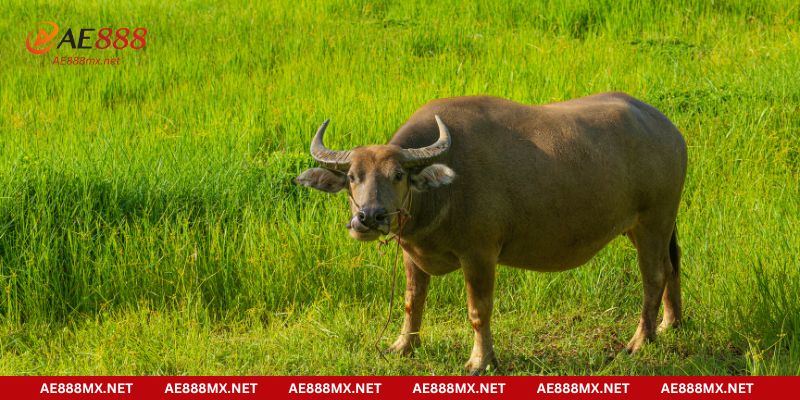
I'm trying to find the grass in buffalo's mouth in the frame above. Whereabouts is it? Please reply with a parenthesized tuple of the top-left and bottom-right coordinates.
(0, 0, 798, 375)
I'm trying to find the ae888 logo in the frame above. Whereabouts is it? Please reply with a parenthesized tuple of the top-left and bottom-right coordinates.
(25, 22, 147, 54)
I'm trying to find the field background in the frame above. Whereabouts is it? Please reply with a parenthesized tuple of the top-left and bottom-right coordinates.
(0, 0, 798, 375)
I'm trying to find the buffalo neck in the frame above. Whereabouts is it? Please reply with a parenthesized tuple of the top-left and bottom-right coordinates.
(396, 186, 452, 245)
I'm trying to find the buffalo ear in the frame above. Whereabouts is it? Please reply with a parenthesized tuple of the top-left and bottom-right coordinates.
(409, 163, 455, 192)
(295, 168, 347, 193)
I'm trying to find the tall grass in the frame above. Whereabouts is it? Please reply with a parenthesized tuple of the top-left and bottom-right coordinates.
(0, 0, 798, 374)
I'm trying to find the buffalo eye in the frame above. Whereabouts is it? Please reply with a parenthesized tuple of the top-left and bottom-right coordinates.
(347, 173, 356, 183)
(393, 171, 405, 182)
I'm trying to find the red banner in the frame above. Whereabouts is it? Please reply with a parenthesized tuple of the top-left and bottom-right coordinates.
(3, 376, 796, 400)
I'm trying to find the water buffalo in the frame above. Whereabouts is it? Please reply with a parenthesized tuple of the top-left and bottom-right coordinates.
(296, 92, 687, 374)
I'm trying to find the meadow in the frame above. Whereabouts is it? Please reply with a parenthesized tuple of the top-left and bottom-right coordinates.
(0, 0, 798, 375)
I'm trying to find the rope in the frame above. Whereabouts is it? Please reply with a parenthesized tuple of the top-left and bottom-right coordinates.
(373, 187, 413, 361)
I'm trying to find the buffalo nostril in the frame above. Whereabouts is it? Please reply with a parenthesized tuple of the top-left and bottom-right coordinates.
(372, 208, 388, 223)
(356, 208, 389, 229)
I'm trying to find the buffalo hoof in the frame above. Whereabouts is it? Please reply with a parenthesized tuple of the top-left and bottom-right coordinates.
(624, 332, 655, 354)
(384, 335, 420, 356)
(464, 354, 498, 376)
(657, 318, 681, 333)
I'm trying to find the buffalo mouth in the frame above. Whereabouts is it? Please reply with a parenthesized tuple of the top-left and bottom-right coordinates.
(346, 215, 390, 241)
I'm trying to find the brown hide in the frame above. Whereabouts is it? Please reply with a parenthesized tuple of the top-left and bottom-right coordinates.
(392, 93, 686, 274)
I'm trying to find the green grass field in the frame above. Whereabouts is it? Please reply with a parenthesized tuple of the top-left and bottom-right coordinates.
(0, 0, 798, 375)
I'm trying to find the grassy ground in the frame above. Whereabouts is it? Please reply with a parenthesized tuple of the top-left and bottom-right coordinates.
(0, 0, 798, 375)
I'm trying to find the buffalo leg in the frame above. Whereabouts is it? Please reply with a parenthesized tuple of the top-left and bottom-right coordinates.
(462, 255, 498, 375)
(386, 251, 430, 355)
(659, 228, 682, 332)
(626, 222, 672, 353)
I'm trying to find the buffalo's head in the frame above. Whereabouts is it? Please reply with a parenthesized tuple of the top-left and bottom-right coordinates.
(296, 116, 455, 241)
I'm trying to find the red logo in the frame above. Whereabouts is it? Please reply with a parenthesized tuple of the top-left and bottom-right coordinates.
(25, 22, 147, 57)
(25, 21, 60, 54)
